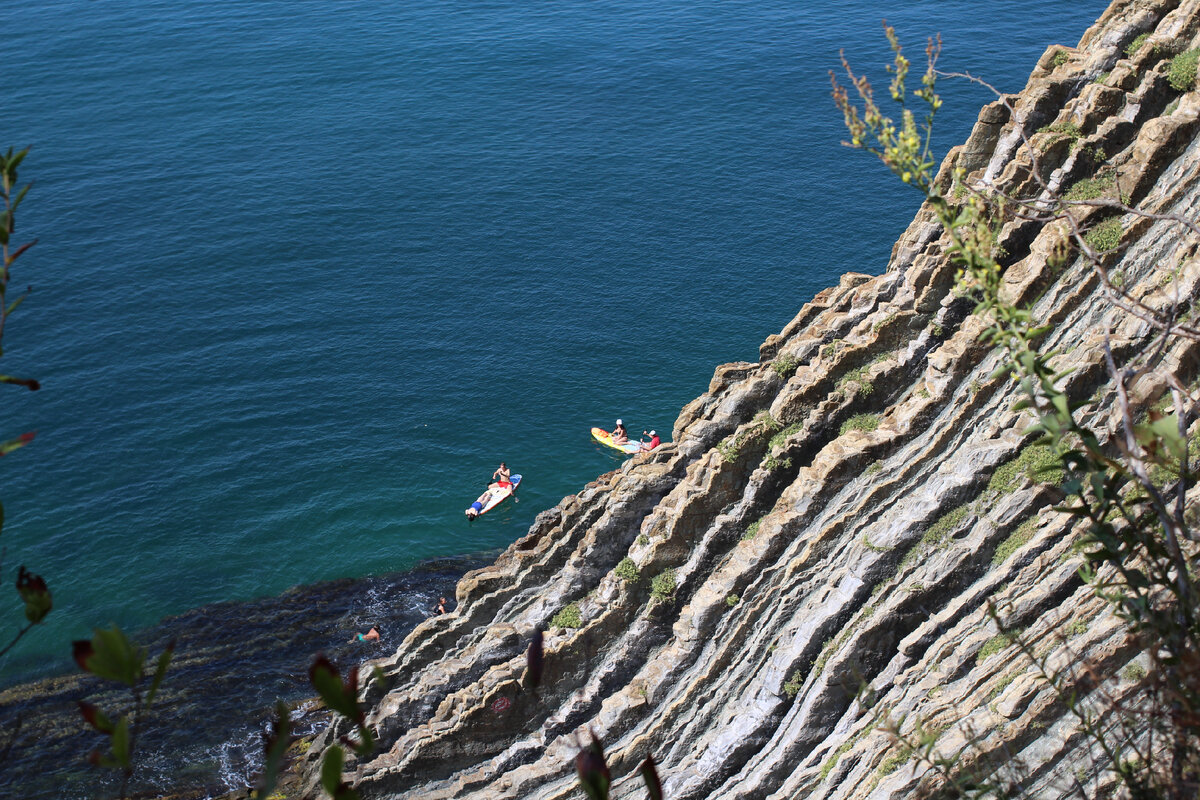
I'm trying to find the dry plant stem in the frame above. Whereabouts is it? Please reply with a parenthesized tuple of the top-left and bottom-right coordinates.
(0, 620, 36, 659)
(937, 68, 1200, 343)
(837, 33, 1200, 798)
(1104, 338, 1195, 614)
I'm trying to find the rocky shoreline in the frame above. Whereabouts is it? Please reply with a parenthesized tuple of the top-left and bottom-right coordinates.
(0, 553, 487, 800)
(293, 1, 1200, 797)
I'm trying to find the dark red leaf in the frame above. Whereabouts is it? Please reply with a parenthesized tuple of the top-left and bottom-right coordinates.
(575, 729, 611, 800)
(526, 628, 544, 689)
(8, 241, 34, 262)
(77, 701, 113, 734)
(73, 640, 95, 672)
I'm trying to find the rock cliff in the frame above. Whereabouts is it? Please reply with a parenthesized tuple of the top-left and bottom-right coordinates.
(303, 1, 1200, 796)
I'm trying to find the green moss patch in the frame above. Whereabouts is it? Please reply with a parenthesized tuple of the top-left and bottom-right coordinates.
(993, 518, 1038, 565)
(987, 444, 1064, 497)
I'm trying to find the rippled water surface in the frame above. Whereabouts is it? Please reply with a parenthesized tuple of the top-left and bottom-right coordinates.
(2, 0, 1104, 793)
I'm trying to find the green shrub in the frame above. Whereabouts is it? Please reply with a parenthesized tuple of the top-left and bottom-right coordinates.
(865, 461, 882, 476)
(651, 568, 677, 601)
(725, 593, 740, 607)
(1167, 48, 1200, 91)
(1126, 32, 1150, 57)
(840, 413, 880, 436)
(762, 453, 792, 471)
(783, 669, 804, 699)
(1067, 618, 1088, 637)
(820, 341, 842, 360)
(614, 557, 639, 583)
(872, 312, 897, 333)
(637, 534, 649, 546)
(552, 602, 582, 629)
(993, 518, 1038, 565)
(1085, 217, 1123, 252)
(716, 439, 738, 463)
(1052, 49, 1070, 68)
(773, 355, 799, 378)
(1094, 71, 1111, 85)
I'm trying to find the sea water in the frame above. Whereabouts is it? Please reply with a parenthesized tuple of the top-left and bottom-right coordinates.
(2, 0, 1103, 791)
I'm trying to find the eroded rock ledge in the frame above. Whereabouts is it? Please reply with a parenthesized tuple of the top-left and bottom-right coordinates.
(302, 1, 1200, 796)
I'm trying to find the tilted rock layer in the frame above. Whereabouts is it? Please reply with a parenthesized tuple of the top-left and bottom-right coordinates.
(303, 1, 1200, 797)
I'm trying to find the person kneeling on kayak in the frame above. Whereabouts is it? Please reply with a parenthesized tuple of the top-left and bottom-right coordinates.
(612, 419, 629, 444)
(492, 462, 512, 488)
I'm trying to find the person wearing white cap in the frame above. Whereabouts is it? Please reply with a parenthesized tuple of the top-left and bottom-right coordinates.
(640, 430, 661, 451)
(612, 419, 629, 444)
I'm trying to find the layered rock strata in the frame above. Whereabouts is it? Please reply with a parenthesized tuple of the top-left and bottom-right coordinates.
(303, 1, 1200, 797)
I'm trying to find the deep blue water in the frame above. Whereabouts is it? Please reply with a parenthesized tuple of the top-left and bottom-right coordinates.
(1, 0, 1105, 688)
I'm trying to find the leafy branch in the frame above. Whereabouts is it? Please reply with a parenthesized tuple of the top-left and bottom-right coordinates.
(835, 26, 1200, 799)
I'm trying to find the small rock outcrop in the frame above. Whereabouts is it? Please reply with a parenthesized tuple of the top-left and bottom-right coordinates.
(302, 1, 1200, 797)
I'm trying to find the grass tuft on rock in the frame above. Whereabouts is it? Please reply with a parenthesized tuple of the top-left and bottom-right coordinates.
(921, 505, 969, 549)
(1085, 217, 1123, 252)
(768, 422, 802, 450)
(1065, 172, 1116, 202)
(742, 519, 762, 541)
(977, 632, 1014, 663)
(840, 413, 880, 436)
(773, 355, 799, 378)
(1126, 32, 1150, 57)
(552, 602, 582, 629)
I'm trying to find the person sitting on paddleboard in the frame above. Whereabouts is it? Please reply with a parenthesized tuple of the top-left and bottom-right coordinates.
(492, 462, 512, 488)
(612, 419, 629, 444)
(640, 430, 661, 451)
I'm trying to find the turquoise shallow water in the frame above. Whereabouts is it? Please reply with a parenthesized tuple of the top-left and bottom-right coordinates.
(2, 0, 1104, 691)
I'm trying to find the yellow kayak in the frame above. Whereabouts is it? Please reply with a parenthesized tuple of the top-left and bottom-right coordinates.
(592, 427, 641, 454)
